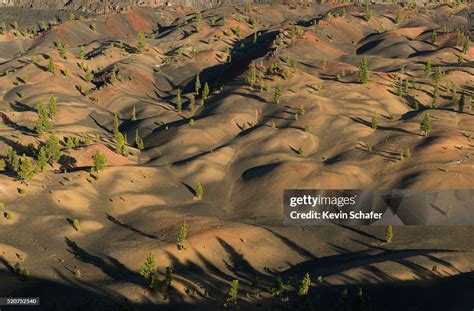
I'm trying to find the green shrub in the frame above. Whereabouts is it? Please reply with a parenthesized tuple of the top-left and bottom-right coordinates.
(194, 182, 204, 198)
(72, 218, 80, 231)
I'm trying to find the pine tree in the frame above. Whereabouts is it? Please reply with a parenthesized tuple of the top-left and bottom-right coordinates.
(36, 146, 48, 172)
(274, 84, 282, 104)
(458, 93, 465, 112)
(269, 276, 284, 296)
(176, 89, 182, 112)
(434, 67, 443, 85)
(79, 46, 85, 60)
(161, 267, 173, 292)
(462, 38, 470, 54)
(66, 136, 74, 150)
(397, 80, 403, 96)
(451, 84, 459, 101)
(48, 95, 57, 118)
(458, 53, 464, 66)
(48, 56, 55, 74)
(424, 59, 432, 77)
(245, 61, 257, 87)
(115, 132, 127, 156)
(189, 94, 195, 113)
(353, 287, 365, 311)
(298, 273, 311, 296)
(7, 146, 20, 172)
(202, 82, 210, 100)
(224, 280, 239, 307)
(135, 129, 144, 150)
(18, 155, 34, 182)
(431, 29, 437, 43)
(359, 56, 369, 84)
(92, 150, 107, 174)
(371, 113, 379, 129)
(420, 113, 432, 136)
(137, 31, 146, 53)
(433, 82, 440, 100)
(321, 56, 328, 69)
(85, 70, 93, 83)
(195, 10, 202, 22)
(140, 253, 157, 285)
(385, 225, 393, 243)
(177, 221, 188, 250)
(395, 11, 402, 24)
(244, 1, 251, 13)
(365, 0, 372, 21)
(45, 135, 62, 164)
(113, 113, 120, 136)
(35, 101, 53, 136)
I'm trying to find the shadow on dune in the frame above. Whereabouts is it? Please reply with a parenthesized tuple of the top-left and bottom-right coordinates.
(105, 213, 160, 240)
(0, 112, 35, 135)
(346, 115, 419, 136)
(181, 30, 278, 95)
(1, 230, 472, 310)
